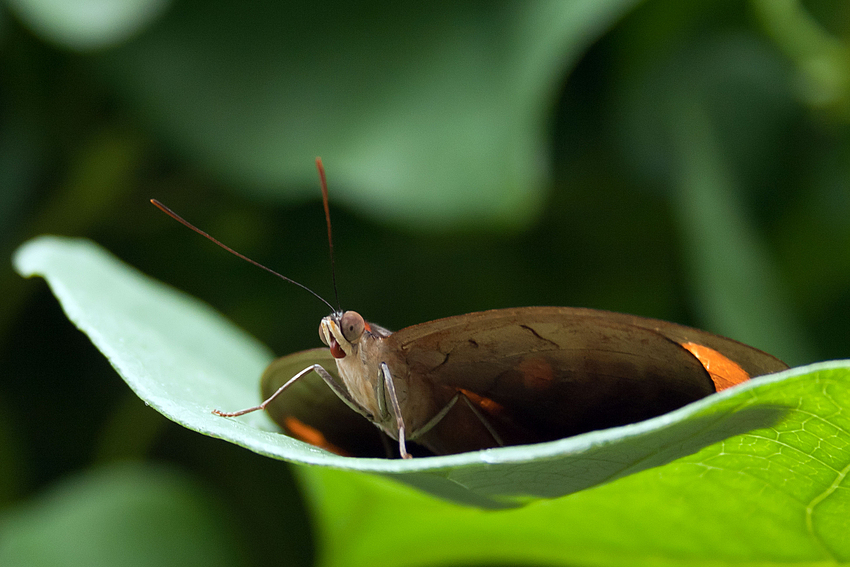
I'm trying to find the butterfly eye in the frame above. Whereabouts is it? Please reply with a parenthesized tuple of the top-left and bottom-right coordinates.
(340, 311, 366, 343)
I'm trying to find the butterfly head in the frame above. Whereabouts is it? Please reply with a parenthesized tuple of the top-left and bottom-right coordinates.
(319, 311, 367, 359)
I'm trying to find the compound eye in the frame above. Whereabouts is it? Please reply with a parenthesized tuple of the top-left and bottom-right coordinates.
(339, 311, 366, 343)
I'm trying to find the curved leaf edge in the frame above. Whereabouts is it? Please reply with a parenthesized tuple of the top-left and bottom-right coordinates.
(209, 361, 846, 474)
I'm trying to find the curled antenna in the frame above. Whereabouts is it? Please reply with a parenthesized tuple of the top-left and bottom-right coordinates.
(150, 199, 336, 313)
(316, 157, 341, 312)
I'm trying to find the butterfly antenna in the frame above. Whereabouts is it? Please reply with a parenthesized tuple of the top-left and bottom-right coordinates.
(150, 199, 336, 313)
(316, 157, 342, 313)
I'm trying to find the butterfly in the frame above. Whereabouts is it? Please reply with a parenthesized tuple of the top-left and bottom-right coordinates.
(249, 305, 787, 458)
(154, 159, 788, 459)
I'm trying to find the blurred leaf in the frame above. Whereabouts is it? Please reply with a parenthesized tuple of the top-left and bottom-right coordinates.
(613, 32, 812, 365)
(0, 463, 247, 567)
(12, 236, 276, 435)
(92, 0, 640, 229)
(5, 0, 172, 51)
(0, 127, 148, 346)
(752, 0, 850, 119)
(669, 100, 814, 366)
(615, 32, 797, 192)
(14, 236, 844, 512)
(94, 391, 170, 462)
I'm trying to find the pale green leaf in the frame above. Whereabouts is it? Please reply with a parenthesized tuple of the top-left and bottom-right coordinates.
(93, 0, 641, 229)
(0, 464, 246, 567)
(6, 0, 171, 50)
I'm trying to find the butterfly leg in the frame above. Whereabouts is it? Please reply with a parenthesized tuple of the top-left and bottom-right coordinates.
(213, 364, 373, 420)
(412, 392, 505, 448)
(379, 362, 411, 459)
(458, 394, 504, 447)
(410, 394, 460, 438)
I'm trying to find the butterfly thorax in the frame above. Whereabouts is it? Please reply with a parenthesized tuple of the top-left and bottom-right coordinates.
(319, 312, 439, 439)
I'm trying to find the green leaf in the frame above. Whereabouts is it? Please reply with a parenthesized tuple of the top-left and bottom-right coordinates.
(6, 0, 172, 51)
(92, 0, 640, 229)
(12, 236, 850, 561)
(12, 236, 277, 439)
(0, 463, 247, 567)
(14, 236, 846, 514)
(298, 373, 850, 567)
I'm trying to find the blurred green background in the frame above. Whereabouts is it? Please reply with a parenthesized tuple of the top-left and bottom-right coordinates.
(1, 0, 848, 565)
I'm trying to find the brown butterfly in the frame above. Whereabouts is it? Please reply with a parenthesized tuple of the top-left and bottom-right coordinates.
(242, 305, 787, 459)
(153, 159, 788, 459)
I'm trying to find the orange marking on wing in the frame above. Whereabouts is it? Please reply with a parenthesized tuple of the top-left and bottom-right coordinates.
(459, 389, 506, 417)
(284, 417, 350, 456)
(680, 342, 751, 392)
(516, 357, 555, 391)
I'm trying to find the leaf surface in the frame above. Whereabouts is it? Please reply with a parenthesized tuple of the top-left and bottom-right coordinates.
(13, 236, 849, 525)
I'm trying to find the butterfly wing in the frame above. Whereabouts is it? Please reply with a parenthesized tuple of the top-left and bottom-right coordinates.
(597, 308, 788, 378)
(386, 307, 787, 453)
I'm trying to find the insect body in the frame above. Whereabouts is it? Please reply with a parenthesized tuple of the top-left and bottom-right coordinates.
(246, 306, 787, 458)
